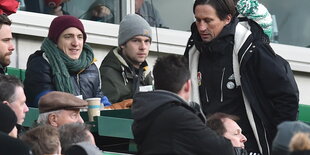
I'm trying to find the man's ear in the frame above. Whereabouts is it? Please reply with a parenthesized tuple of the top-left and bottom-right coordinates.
(178, 79, 191, 102)
(225, 14, 232, 25)
(2, 101, 10, 105)
(48, 113, 58, 127)
(184, 79, 191, 93)
(2, 101, 9, 105)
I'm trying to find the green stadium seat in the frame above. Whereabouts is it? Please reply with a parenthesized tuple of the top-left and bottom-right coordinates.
(22, 107, 39, 128)
(7, 67, 26, 82)
(95, 116, 133, 139)
(298, 104, 310, 124)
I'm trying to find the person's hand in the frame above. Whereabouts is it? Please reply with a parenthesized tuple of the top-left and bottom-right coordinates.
(104, 99, 133, 110)
(51, 6, 64, 16)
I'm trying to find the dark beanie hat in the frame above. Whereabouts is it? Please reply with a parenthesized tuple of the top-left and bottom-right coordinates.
(48, 15, 87, 44)
(0, 103, 17, 134)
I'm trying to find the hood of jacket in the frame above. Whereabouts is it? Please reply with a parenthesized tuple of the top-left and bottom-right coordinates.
(100, 47, 128, 72)
(132, 90, 188, 121)
(132, 90, 191, 145)
(89, 0, 113, 10)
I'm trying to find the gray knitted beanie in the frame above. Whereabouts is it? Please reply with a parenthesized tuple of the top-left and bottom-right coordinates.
(118, 14, 152, 46)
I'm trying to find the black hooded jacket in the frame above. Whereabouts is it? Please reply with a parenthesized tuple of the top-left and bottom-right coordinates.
(132, 90, 234, 155)
(184, 17, 299, 155)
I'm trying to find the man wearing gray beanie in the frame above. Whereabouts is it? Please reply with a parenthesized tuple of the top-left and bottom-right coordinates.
(99, 14, 153, 105)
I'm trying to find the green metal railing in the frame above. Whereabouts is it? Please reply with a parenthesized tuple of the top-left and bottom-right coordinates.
(7, 67, 26, 82)
(8, 67, 310, 154)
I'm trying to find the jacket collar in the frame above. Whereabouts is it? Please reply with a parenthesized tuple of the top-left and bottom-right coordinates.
(0, 64, 6, 74)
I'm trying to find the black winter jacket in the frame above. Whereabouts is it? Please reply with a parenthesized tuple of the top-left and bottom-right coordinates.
(184, 18, 299, 155)
(24, 50, 103, 107)
(132, 90, 234, 155)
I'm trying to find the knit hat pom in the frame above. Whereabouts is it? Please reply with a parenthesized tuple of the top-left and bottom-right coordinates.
(48, 15, 87, 44)
(118, 14, 152, 46)
(236, 0, 259, 16)
(237, 0, 273, 38)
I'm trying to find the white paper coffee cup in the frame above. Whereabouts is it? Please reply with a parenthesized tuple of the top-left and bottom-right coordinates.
(86, 98, 101, 122)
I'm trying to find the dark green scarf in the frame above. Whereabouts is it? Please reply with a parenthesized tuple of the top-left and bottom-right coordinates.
(41, 38, 94, 94)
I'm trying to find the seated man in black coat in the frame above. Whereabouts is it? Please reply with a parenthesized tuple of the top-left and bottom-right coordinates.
(132, 54, 234, 155)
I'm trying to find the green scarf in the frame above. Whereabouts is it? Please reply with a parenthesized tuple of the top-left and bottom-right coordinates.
(40, 38, 94, 94)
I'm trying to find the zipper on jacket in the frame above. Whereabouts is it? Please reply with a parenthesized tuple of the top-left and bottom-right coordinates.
(261, 122, 270, 155)
(121, 66, 128, 85)
(76, 74, 83, 96)
(205, 87, 209, 102)
(122, 71, 128, 85)
(240, 43, 253, 65)
(76, 74, 80, 87)
(220, 67, 225, 102)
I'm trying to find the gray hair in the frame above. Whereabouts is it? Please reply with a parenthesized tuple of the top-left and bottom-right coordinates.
(58, 122, 92, 153)
(0, 75, 23, 103)
(37, 110, 62, 125)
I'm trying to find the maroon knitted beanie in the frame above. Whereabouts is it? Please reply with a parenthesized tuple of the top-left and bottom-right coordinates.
(48, 15, 87, 44)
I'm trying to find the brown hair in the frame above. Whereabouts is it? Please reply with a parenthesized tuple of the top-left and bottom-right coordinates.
(193, 0, 236, 20)
(207, 112, 239, 136)
(58, 123, 92, 153)
(0, 14, 12, 29)
(153, 55, 190, 93)
(289, 132, 310, 151)
(20, 125, 60, 155)
(0, 75, 23, 103)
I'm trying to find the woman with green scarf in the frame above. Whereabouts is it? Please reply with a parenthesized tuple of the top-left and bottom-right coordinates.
(24, 15, 110, 108)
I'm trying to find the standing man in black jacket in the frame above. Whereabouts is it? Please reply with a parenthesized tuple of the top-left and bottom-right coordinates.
(0, 14, 14, 75)
(132, 55, 234, 155)
(184, 0, 299, 154)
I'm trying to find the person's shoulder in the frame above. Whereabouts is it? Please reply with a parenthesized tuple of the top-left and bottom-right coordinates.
(101, 48, 122, 66)
(159, 103, 204, 125)
(243, 19, 270, 44)
(27, 50, 50, 68)
(28, 50, 44, 60)
(143, 1, 153, 7)
(87, 63, 99, 70)
(101, 52, 126, 74)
